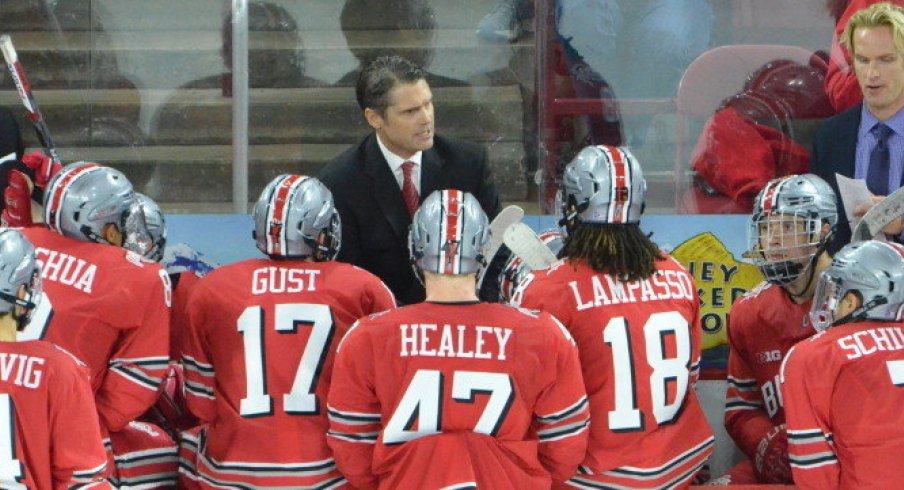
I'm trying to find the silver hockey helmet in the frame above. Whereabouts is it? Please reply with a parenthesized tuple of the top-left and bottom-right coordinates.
(747, 174, 838, 285)
(409, 189, 489, 275)
(0, 229, 42, 329)
(252, 174, 341, 260)
(135, 193, 167, 263)
(498, 230, 564, 303)
(43, 162, 153, 254)
(561, 145, 646, 227)
(810, 240, 904, 331)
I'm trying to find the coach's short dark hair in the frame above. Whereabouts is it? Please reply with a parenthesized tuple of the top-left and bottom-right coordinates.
(356, 55, 426, 113)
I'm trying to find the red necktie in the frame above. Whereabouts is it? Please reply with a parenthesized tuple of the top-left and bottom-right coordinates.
(401, 161, 419, 217)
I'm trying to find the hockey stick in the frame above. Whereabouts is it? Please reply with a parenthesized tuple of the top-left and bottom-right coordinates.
(1, 34, 61, 179)
(503, 222, 558, 271)
(851, 185, 904, 242)
(476, 205, 524, 300)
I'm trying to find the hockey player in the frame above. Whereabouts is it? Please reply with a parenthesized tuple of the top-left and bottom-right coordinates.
(515, 145, 714, 489)
(178, 174, 396, 489)
(719, 173, 839, 484)
(0, 228, 113, 489)
(782, 239, 904, 488)
(20, 162, 176, 487)
(327, 189, 589, 489)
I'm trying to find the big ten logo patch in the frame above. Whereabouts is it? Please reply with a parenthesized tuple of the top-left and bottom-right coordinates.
(669, 232, 763, 350)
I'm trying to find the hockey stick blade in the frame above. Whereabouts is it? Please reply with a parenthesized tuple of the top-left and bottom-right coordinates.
(852, 185, 904, 242)
(0, 34, 61, 169)
(503, 223, 558, 271)
(476, 205, 524, 294)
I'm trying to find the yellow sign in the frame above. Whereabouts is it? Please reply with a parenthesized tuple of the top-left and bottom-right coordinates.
(670, 232, 764, 350)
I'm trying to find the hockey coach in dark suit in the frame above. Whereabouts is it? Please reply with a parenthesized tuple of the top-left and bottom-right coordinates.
(320, 55, 501, 305)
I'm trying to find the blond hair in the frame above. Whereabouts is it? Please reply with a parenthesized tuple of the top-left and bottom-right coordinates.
(843, 2, 904, 56)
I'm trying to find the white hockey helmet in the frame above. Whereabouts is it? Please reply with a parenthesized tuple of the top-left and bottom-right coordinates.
(135, 193, 167, 263)
(747, 174, 838, 285)
(0, 229, 42, 329)
(409, 189, 489, 275)
(252, 174, 341, 260)
(43, 162, 153, 254)
(810, 240, 904, 331)
(561, 145, 646, 227)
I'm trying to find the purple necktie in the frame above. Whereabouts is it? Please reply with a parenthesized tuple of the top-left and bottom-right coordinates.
(867, 123, 893, 196)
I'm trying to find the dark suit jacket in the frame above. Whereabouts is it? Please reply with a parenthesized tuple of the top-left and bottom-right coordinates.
(810, 105, 861, 253)
(0, 107, 24, 160)
(319, 133, 501, 305)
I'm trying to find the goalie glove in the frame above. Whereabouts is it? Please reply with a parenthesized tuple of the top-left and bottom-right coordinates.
(754, 423, 792, 483)
(0, 151, 61, 227)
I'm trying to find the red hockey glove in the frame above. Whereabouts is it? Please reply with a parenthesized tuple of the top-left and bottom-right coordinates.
(0, 152, 62, 227)
(21, 151, 62, 188)
(754, 424, 792, 483)
(1, 169, 34, 227)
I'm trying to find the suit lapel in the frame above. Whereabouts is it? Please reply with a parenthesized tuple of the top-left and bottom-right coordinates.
(420, 148, 446, 201)
(362, 135, 409, 241)
(839, 106, 861, 176)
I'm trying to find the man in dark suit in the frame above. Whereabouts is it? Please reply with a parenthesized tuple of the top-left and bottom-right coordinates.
(812, 2, 904, 252)
(320, 55, 501, 305)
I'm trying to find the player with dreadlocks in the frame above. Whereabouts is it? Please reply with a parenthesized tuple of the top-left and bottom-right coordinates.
(515, 145, 713, 489)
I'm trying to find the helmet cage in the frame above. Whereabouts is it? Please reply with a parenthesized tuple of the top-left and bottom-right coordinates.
(747, 210, 824, 284)
(746, 174, 837, 285)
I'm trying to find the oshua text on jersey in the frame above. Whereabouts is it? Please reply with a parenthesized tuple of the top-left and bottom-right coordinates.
(569, 269, 695, 311)
(35, 247, 97, 293)
(400, 324, 513, 361)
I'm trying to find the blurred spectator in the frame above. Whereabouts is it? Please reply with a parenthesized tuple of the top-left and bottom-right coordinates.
(183, 1, 320, 94)
(336, 0, 468, 87)
(557, 0, 714, 145)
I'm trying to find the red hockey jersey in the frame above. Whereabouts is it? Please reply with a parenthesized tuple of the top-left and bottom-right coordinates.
(181, 258, 395, 488)
(0, 340, 112, 489)
(327, 301, 589, 490)
(725, 281, 815, 459)
(20, 226, 171, 433)
(517, 255, 714, 489)
(781, 322, 904, 489)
